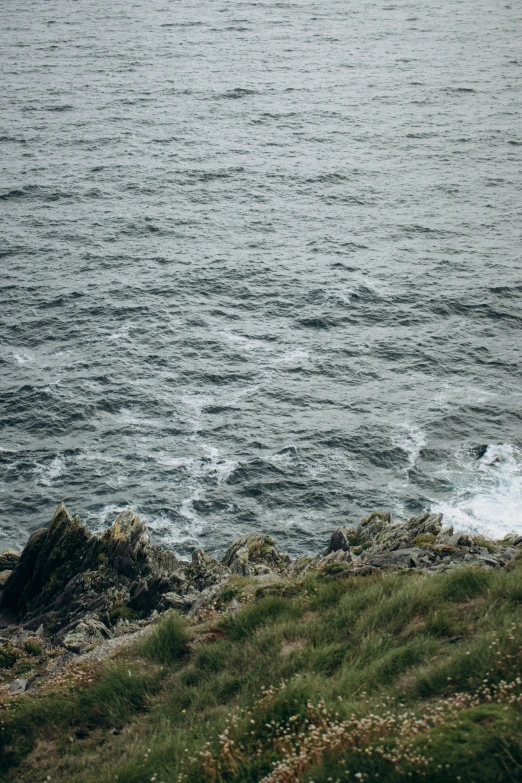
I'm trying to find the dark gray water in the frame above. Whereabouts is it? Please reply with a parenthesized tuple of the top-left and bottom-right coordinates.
(1, 0, 522, 556)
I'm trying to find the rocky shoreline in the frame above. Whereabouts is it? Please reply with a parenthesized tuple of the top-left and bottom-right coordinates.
(1, 503, 521, 694)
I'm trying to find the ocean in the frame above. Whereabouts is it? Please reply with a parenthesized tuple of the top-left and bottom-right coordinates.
(1, 0, 521, 557)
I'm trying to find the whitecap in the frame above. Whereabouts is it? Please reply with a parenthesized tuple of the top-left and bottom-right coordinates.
(33, 455, 65, 486)
(13, 351, 33, 365)
(106, 324, 131, 341)
(391, 423, 426, 470)
(431, 444, 522, 539)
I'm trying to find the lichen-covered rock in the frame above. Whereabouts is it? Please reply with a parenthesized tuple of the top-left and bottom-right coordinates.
(99, 509, 180, 581)
(62, 618, 112, 654)
(186, 548, 230, 591)
(314, 550, 353, 571)
(353, 511, 443, 556)
(364, 547, 436, 570)
(222, 533, 291, 576)
(1, 505, 188, 645)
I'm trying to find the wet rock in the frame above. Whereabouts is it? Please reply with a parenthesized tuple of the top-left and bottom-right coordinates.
(8, 677, 28, 695)
(0, 549, 20, 571)
(222, 533, 291, 576)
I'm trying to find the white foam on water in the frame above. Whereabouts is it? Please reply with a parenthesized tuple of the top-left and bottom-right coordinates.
(431, 444, 522, 539)
(274, 348, 309, 366)
(199, 444, 238, 484)
(13, 351, 34, 365)
(392, 424, 426, 470)
(220, 330, 275, 355)
(106, 324, 131, 341)
(33, 455, 65, 486)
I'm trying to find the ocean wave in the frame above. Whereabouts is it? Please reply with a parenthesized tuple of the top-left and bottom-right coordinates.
(431, 445, 522, 539)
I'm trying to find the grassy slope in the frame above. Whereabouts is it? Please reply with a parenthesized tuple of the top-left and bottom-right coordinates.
(2, 562, 522, 782)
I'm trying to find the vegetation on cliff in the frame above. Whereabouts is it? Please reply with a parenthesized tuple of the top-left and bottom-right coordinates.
(2, 556, 522, 782)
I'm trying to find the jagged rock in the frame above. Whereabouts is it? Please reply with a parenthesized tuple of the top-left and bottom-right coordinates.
(326, 527, 356, 554)
(99, 509, 180, 581)
(439, 532, 472, 548)
(287, 556, 317, 577)
(187, 548, 230, 591)
(2, 527, 50, 610)
(2, 504, 92, 615)
(128, 571, 188, 612)
(222, 533, 291, 576)
(8, 677, 28, 695)
(161, 592, 199, 612)
(0, 549, 20, 571)
(189, 583, 224, 617)
(1, 505, 188, 644)
(514, 536, 522, 546)
(364, 547, 435, 570)
(62, 618, 112, 654)
(353, 511, 443, 556)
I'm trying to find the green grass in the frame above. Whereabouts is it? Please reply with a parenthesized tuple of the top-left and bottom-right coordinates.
(139, 611, 189, 665)
(2, 563, 522, 782)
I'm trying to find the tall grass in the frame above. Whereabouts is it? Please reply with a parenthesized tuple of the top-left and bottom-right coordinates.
(2, 562, 522, 782)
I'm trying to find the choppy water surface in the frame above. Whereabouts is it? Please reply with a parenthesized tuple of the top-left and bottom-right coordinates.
(1, 0, 522, 556)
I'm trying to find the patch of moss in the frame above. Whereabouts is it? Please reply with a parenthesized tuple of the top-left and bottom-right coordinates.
(0, 641, 19, 669)
(14, 659, 37, 676)
(473, 536, 496, 554)
(24, 638, 43, 657)
(319, 562, 350, 578)
(109, 603, 137, 625)
(415, 533, 436, 549)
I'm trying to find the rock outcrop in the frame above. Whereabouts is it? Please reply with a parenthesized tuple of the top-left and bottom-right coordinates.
(0, 502, 520, 686)
(222, 533, 291, 576)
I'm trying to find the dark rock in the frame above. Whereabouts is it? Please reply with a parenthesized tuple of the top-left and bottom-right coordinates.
(2, 527, 49, 609)
(326, 527, 356, 554)
(1, 504, 189, 645)
(513, 536, 522, 547)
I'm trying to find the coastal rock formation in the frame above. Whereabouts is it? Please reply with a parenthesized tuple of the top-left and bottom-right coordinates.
(0, 503, 520, 678)
(222, 533, 291, 576)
